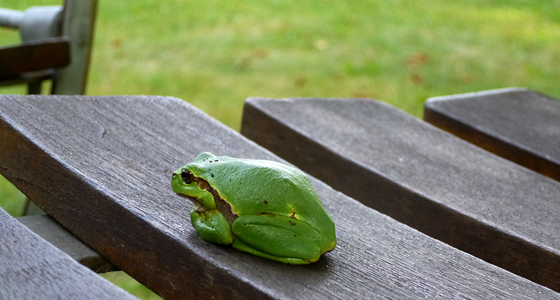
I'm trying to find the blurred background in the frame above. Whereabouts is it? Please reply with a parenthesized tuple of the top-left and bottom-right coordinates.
(1, 0, 559, 299)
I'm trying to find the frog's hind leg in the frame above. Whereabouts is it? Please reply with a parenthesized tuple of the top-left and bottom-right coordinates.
(190, 210, 233, 245)
(230, 215, 323, 264)
(232, 239, 313, 264)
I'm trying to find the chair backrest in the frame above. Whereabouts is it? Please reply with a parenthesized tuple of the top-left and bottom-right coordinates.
(53, 0, 97, 95)
(0, 0, 97, 95)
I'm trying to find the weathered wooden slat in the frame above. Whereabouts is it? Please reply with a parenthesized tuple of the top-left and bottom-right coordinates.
(241, 97, 560, 292)
(0, 37, 70, 79)
(0, 95, 558, 299)
(0, 207, 137, 299)
(18, 214, 119, 273)
(424, 87, 560, 181)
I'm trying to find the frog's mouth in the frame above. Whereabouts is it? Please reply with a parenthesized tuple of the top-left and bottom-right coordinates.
(176, 176, 238, 224)
(175, 193, 206, 213)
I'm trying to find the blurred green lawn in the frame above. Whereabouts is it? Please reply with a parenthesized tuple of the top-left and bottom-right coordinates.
(1, 0, 559, 299)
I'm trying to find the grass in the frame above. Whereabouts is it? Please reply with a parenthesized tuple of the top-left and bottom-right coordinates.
(1, 0, 559, 298)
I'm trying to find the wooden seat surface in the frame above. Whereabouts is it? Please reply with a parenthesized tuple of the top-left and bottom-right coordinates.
(424, 87, 560, 181)
(0, 207, 136, 299)
(241, 97, 560, 292)
(0, 95, 558, 299)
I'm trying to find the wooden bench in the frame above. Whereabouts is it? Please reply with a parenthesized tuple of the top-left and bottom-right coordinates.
(241, 95, 560, 292)
(1, 95, 559, 299)
(424, 87, 560, 181)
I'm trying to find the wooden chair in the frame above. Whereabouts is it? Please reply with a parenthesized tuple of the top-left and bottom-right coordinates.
(0, 94, 558, 299)
(0, 0, 97, 95)
(0, 0, 98, 216)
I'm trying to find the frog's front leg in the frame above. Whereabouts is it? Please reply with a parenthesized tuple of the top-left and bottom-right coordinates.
(190, 209, 233, 245)
(230, 214, 330, 264)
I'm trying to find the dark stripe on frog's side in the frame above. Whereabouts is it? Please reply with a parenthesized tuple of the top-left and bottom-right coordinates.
(191, 176, 238, 224)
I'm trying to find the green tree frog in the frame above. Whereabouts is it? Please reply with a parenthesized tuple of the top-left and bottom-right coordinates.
(171, 152, 336, 264)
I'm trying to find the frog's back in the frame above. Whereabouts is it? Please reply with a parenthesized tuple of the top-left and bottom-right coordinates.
(189, 155, 334, 234)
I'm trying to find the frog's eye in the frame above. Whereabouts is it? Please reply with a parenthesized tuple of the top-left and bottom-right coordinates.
(181, 169, 194, 184)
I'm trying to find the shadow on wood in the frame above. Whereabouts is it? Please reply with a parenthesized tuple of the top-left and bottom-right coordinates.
(18, 214, 119, 273)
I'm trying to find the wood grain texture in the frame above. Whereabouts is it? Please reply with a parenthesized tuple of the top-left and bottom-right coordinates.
(18, 214, 119, 273)
(0, 207, 136, 300)
(0, 95, 558, 299)
(241, 97, 560, 292)
(424, 87, 560, 181)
